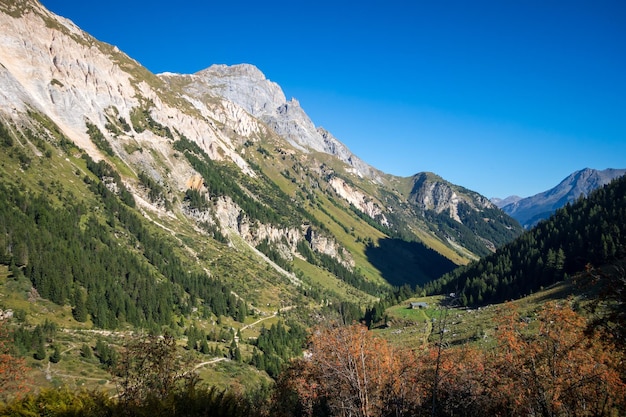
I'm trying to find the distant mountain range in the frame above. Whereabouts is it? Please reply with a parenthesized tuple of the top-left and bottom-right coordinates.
(492, 168, 626, 228)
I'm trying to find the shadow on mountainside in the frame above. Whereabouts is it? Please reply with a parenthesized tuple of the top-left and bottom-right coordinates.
(365, 238, 457, 288)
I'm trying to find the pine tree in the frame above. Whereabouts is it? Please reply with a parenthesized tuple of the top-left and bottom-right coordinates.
(72, 287, 88, 322)
(80, 343, 93, 359)
(49, 345, 61, 363)
(200, 339, 210, 355)
(34, 338, 46, 361)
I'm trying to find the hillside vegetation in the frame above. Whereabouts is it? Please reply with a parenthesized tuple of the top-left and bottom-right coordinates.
(426, 174, 626, 306)
(1, 156, 624, 416)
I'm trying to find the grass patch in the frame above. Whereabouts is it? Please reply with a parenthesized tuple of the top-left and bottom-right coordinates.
(377, 278, 594, 351)
(195, 359, 272, 392)
(293, 258, 375, 305)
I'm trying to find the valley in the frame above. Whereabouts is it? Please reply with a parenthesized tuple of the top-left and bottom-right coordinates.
(0, 1, 624, 416)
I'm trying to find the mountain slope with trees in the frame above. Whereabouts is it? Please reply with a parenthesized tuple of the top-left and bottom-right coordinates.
(0, 0, 525, 396)
(0, 0, 527, 334)
(426, 174, 626, 306)
(0, 1, 624, 414)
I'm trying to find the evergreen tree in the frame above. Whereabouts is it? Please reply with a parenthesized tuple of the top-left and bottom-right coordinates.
(200, 338, 210, 355)
(33, 338, 46, 361)
(80, 343, 93, 359)
(49, 345, 61, 363)
(72, 287, 88, 322)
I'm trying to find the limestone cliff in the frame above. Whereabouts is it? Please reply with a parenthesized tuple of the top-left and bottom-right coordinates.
(161, 64, 382, 181)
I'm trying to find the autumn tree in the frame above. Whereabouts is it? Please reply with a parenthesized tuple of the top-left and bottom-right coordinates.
(275, 323, 422, 417)
(0, 319, 29, 400)
(414, 344, 497, 417)
(114, 333, 194, 405)
(488, 301, 626, 416)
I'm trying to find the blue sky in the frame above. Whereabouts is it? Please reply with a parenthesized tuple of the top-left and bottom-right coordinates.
(40, 0, 626, 198)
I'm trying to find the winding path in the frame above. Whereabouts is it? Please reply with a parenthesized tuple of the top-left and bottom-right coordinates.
(240, 305, 296, 331)
(191, 357, 228, 371)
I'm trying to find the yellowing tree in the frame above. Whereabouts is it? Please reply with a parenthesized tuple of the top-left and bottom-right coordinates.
(0, 319, 29, 401)
(275, 323, 422, 417)
(489, 301, 626, 416)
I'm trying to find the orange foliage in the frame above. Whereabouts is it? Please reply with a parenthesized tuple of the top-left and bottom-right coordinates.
(275, 322, 424, 417)
(417, 344, 494, 416)
(276, 303, 626, 417)
(488, 301, 626, 416)
(0, 319, 29, 401)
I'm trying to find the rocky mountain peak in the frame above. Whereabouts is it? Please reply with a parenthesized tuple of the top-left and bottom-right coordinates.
(491, 195, 522, 208)
(190, 63, 287, 117)
(500, 168, 626, 228)
(167, 63, 380, 180)
(409, 173, 464, 222)
(408, 172, 495, 222)
(0, 0, 524, 271)
(200, 63, 267, 80)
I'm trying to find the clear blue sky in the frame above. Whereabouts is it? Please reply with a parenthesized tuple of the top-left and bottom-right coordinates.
(40, 0, 626, 198)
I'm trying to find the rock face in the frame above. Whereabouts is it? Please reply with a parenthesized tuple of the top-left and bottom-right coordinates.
(408, 172, 494, 225)
(0, 1, 136, 157)
(499, 168, 626, 228)
(402, 172, 522, 257)
(162, 64, 382, 181)
(0, 0, 255, 185)
(329, 177, 389, 226)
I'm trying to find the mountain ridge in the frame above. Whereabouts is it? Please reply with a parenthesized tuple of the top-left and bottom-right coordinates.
(1, 0, 522, 265)
(494, 168, 626, 228)
(160, 63, 382, 181)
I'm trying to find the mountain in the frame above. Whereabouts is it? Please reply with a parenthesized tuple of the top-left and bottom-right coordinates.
(496, 168, 626, 229)
(160, 64, 380, 181)
(3, 3, 626, 412)
(490, 195, 521, 208)
(0, 0, 526, 390)
(0, 0, 521, 270)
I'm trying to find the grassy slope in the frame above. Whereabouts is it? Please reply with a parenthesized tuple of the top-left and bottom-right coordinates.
(246, 141, 391, 288)
(0, 263, 274, 395)
(0, 131, 289, 392)
(375, 276, 594, 350)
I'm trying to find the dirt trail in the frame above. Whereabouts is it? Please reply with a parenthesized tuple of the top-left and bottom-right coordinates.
(240, 306, 295, 331)
(191, 357, 227, 371)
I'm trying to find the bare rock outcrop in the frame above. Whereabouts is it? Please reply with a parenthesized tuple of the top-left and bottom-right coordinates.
(329, 177, 389, 226)
(0, 1, 254, 183)
(165, 64, 381, 181)
(408, 172, 495, 224)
